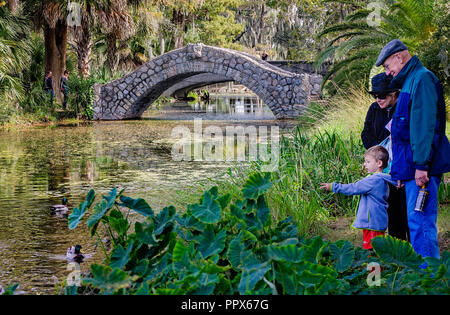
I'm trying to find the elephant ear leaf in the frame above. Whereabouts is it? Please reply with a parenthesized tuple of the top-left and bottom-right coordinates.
(242, 173, 272, 200)
(82, 264, 130, 294)
(196, 226, 227, 258)
(119, 196, 154, 218)
(238, 262, 271, 294)
(87, 188, 118, 235)
(68, 189, 95, 230)
(109, 241, 134, 269)
(189, 189, 221, 224)
(372, 235, 424, 270)
(268, 244, 304, 263)
(329, 240, 355, 273)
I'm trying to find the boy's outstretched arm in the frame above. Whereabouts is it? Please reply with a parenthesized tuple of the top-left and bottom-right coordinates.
(319, 183, 332, 191)
(332, 177, 374, 196)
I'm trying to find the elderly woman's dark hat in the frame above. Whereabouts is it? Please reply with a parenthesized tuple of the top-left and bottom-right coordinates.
(368, 73, 398, 95)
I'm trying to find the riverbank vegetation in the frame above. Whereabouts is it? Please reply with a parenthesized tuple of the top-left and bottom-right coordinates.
(60, 176, 449, 295)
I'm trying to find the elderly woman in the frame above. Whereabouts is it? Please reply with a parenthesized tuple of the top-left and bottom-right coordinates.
(361, 73, 398, 149)
(361, 72, 409, 242)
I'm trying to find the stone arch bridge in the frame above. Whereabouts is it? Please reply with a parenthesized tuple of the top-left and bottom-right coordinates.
(93, 44, 325, 120)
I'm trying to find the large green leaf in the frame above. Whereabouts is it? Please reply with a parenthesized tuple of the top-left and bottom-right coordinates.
(268, 244, 304, 263)
(109, 241, 134, 269)
(242, 172, 272, 200)
(176, 213, 206, 233)
(302, 236, 326, 264)
(119, 195, 154, 218)
(87, 199, 109, 236)
(87, 188, 117, 233)
(371, 235, 424, 270)
(1, 283, 19, 295)
(134, 281, 149, 295)
(256, 195, 270, 227)
(189, 189, 221, 224)
(134, 221, 158, 245)
(172, 239, 192, 268)
(196, 226, 227, 258)
(108, 215, 129, 237)
(154, 206, 176, 236)
(68, 189, 95, 230)
(329, 240, 355, 273)
(296, 260, 338, 278)
(238, 262, 271, 294)
(83, 264, 131, 294)
(227, 235, 254, 268)
(424, 252, 450, 279)
(201, 260, 231, 274)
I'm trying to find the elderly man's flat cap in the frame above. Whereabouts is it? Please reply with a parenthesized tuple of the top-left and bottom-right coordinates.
(376, 39, 408, 67)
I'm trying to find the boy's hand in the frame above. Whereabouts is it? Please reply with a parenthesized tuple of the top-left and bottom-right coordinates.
(320, 183, 332, 191)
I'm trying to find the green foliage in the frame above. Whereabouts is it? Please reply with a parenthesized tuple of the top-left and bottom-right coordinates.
(0, 283, 19, 295)
(0, 5, 31, 102)
(315, 0, 448, 95)
(67, 75, 97, 120)
(67, 173, 449, 295)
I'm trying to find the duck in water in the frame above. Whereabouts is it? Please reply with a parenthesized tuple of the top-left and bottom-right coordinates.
(50, 198, 69, 216)
(66, 245, 85, 263)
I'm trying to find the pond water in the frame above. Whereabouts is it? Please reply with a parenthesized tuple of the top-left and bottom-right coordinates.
(0, 98, 298, 294)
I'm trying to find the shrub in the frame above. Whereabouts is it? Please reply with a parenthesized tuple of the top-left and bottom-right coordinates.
(66, 173, 449, 295)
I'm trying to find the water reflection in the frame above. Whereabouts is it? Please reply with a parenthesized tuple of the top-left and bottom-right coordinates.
(145, 95, 276, 120)
(0, 98, 296, 294)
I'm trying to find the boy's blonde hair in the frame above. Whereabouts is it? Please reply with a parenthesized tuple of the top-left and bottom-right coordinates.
(365, 145, 389, 169)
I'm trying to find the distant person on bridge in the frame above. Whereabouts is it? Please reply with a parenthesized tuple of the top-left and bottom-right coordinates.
(261, 50, 268, 61)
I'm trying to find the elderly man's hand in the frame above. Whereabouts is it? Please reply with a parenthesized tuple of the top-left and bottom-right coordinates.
(415, 169, 429, 187)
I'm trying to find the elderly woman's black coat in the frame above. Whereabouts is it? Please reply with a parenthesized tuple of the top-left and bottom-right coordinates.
(361, 101, 396, 149)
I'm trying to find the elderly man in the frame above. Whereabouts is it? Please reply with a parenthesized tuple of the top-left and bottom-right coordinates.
(375, 39, 450, 259)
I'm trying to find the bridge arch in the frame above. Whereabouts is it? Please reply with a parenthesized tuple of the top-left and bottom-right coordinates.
(93, 44, 317, 120)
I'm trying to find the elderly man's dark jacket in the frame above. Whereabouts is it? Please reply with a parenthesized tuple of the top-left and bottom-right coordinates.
(390, 56, 450, 180)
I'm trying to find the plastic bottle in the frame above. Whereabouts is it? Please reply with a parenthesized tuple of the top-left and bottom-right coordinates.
(414, 185, 428, 212)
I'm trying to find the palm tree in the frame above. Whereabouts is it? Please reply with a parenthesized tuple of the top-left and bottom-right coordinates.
(314, 0, 438, 94)
(96, 0, 135, 73)
(24, 0, 69, 100)
(0, 3, 30, 102)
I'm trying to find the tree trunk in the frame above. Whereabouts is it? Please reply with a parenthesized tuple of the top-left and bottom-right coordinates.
(160, 37, 165, 55)
(172, 8, 185, 49)
(74, 11, 92, 78)
(258, 4, 265, 45)
(8, 0, 18, 13)
(44, 20, 67, 101)
(106, 33, 118, 73)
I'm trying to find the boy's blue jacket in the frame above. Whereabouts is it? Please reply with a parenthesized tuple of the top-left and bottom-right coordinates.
(332, 173, 397, 231)
(390, 56, 450, 180)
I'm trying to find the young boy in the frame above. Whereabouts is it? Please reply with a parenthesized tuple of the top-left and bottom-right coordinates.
(320, 145, 397, 250)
